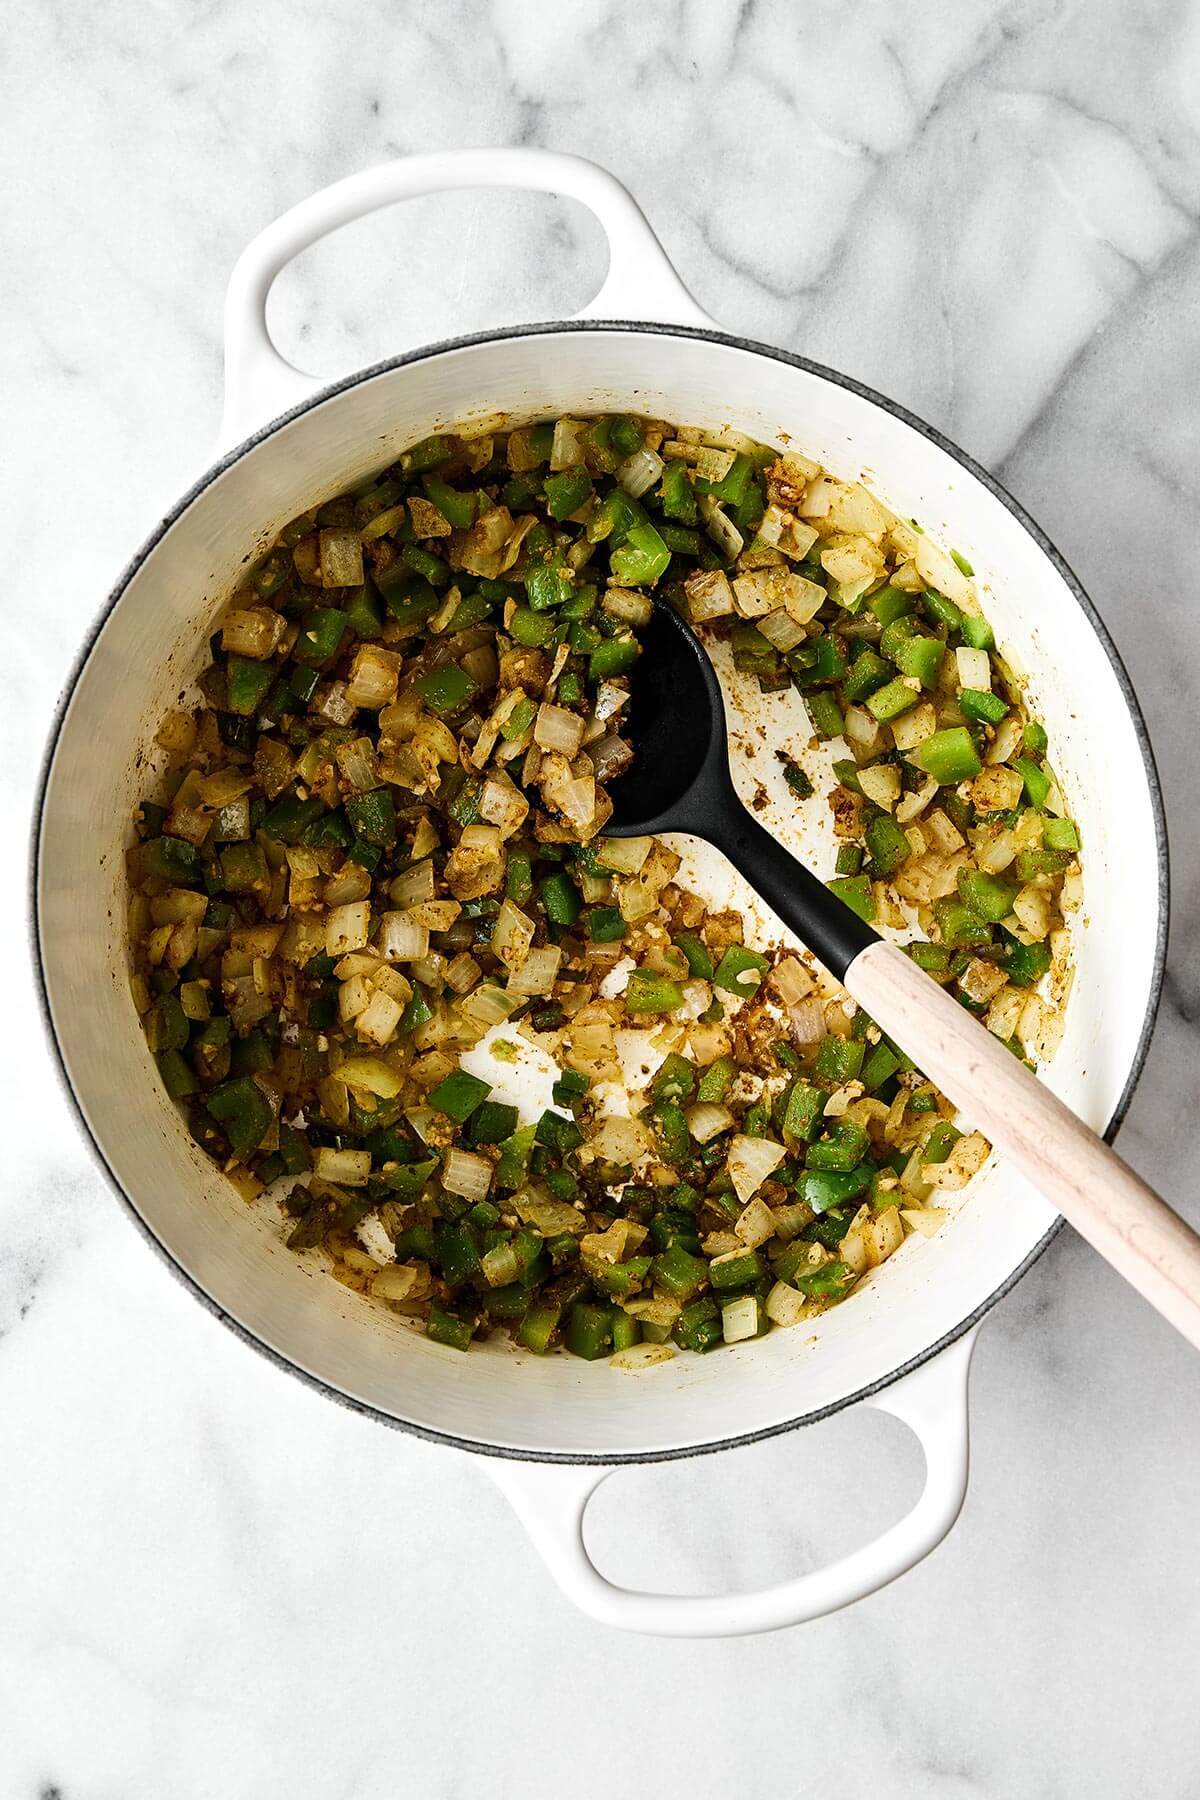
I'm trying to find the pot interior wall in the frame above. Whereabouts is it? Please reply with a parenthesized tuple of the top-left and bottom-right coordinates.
(38, 328, 1161, 1458)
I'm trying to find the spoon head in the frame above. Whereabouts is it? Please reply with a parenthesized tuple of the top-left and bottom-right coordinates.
(604, 596, 728, 837)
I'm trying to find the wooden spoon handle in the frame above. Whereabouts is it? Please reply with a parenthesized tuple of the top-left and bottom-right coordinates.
(845, 939, 1200, 1350)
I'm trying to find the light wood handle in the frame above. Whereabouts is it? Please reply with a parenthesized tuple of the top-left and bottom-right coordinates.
(845, 939, 1200, 1350)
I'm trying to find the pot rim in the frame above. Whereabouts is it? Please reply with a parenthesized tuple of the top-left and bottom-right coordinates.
(30, 318, 1171, 1465)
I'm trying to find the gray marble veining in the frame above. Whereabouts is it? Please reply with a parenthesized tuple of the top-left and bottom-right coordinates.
(6, 1, 1200, 1794)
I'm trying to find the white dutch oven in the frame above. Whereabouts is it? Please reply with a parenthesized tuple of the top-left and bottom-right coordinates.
(34, 150, 1167, 1637)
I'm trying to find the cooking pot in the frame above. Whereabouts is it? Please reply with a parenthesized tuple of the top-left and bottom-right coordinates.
(34, 149, 1168, 1637)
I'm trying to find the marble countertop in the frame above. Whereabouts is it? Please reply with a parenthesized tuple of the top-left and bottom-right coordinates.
(7, 1, 1200, 1793)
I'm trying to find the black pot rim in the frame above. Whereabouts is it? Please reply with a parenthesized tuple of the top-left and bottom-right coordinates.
(30, 318, 1171, 1467)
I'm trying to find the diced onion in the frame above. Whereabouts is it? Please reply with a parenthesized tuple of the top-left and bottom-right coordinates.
(721, 1296, 760, 1344)
(788, 996, 827, 1044)
(595, 835, 651, 874)
(355, 990, 403, 1046)
(955, 645, 991, 690)
(859, 763, 901, 810)
(735, 1196, 777, 1248)
(314, 1147, 371, 1186)
(602, 586, 654, 627)
(550, 418, 587, 469)
(685, 1102, 735, 1145)
(699, 496, 743, 560)
(345, 644, 401, 709)
(534, 703, 586, 757)
(326, 901, 371, 957)
(479, 770, 529, 837)
(726, 1134, 787, 1205)
(442, 1147, 493, 1202)
(610, 1343, 677, 1371)
(334, 1055, 404, 1099)
(587, 1115, 654, 1165)
(377, 911, 430, 962)
(616, 447, 664, 498)
(756, 608, 808, 653)
(492, 899, 535, 971)
(683, 568, 735, 622)
(766, 1281, 807, 1328)
(506, 944, 562, 996)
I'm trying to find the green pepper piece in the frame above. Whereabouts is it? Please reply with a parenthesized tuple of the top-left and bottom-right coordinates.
(660, 459, 698, 524)
(224, 656, 276, 717)
(913, 727, 982, 784)
(434, 1221, 482, 1286)
(145, 991, 189, 1054)
(650, 1053, 696, 1105)
(806, 1120, 870, 1171)
(564, 1301, 614, 1361)
(141, 836, 201, 884)
(827, 873, 876, 922)
(157, 1047, 199, 1099)
(865, 813, 910, 879)
(205, 1076, 272, 1159)
(509, 607, 557, 647)
(610, 520, 671, 586)
(505, 849, 534, 907)
(344, 787, 396, 848)
(544, 467, 594, 520)
(219, 841, 268, 894)
(960, 613, 995, 651)
(709, 1248, 765, 1290)
(625, 968, 684, 1014)
(892, 634, 944, 689)
(1004, 934, 1052, 987)
(866, 676, 921, 722)
(539, 871, 581, 926)
(805, 689, 844, 739)
(842, 647, 893, 703)
(862, 1042, 902, 1091)
(958, 688, 1009, 726)
(652, 1244, 711, 1302)
(814, 1036, 865, 1084)
(341, 583, 384, 639)
(713, 944, 770, 998)
(588, 636, 639, 681)
(957, 866, 1019, 923)
(587, 905, 626, 943)
(696, 1056, 736, 1104)
(1013, 757, 1051, 808)
(428, 1069, 491, 1123)
(1042, 815, 1080, 852)
(261, 793, 327, 844)
(426, 1305, 476, 1352)
(934, 897, 994, 950)
(673, 932, 714, 979)
(673, 1294, 722, 1353)
(518, 1300, 562, 1354)
(467, 1100, 520, 1146)
(801, 1166, 872, 1214)
(416, 666, 477, 716)
(420, 473, 475, 529)
(293, 608, 350, 665)
(867, 584, 913, 627)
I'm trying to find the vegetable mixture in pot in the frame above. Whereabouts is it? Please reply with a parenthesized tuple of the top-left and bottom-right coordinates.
(127, 415, 1080, 1366)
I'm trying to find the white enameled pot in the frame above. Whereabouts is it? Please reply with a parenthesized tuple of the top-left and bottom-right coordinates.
(34, 150, 1167, 1637)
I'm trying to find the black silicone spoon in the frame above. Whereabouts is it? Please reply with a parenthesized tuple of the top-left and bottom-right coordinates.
(604, 596, 1200, 1352)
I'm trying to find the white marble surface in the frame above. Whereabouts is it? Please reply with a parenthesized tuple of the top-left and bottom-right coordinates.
(6, 1, 1200, 1793)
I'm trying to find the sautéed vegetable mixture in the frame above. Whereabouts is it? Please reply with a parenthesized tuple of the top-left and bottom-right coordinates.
(128, 415, 1080, 1366)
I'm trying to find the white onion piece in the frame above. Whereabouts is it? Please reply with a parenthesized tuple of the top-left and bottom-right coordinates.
(726, 1134, 787, 1205)
(616, 447, 664, 498)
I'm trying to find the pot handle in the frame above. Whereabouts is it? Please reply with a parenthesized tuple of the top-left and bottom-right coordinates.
(482, 1325, 978, 1639)
(219, 148, 712, 451)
